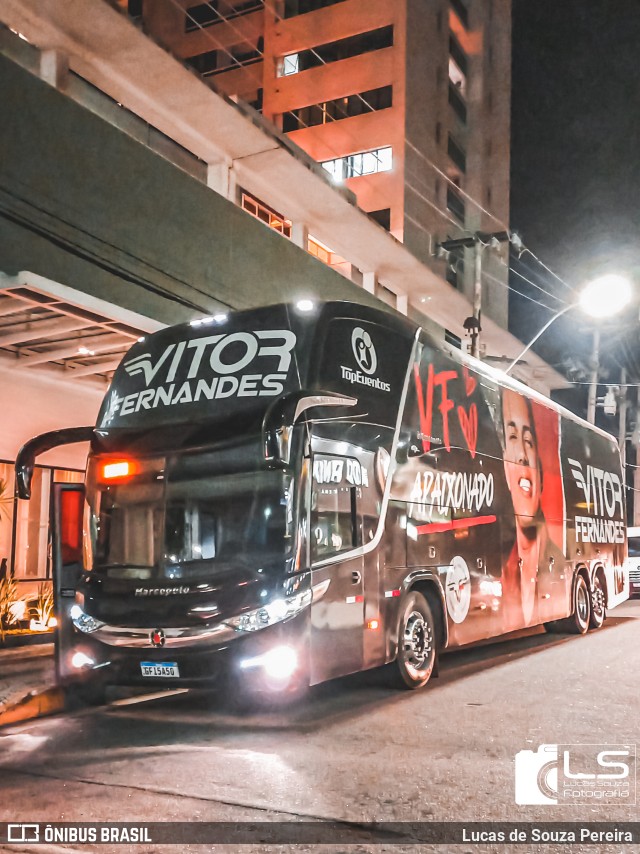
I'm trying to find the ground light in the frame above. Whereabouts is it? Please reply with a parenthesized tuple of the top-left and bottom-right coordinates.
(240, 645, 298, 682)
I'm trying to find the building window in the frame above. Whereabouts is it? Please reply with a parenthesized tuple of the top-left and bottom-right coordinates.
(375, 283, 397, 309)
(308, 236, 352, 277)
(447, 134, 466, 172)
(186, 48, 218, 76)
(449, 35, 468, 75)
(445, 247, 464, 288)
(449, 56, 467, 96)
(282, 86, 392, 131)
(284, 0, 347, 18)
(278, 26, 393, 76)
(486, 186, 493, 206)
(448, 83, 467, 123)
(247, 88, 263, 112)
(186, 40, 263, 77)
(308, 236, 331, 265)
(241, 191, 292, 237)
(445, 328, 463, 349)
(368, 208, 391, 230)
(282, 54, 299, 76)
(128, 0, 143, 20)
(322, 146, 393, 181)
(185, 0, 262, 32)
(450, 0, 469, 29)
(446, 185, 466, 223)
(435, 121, 442, 144)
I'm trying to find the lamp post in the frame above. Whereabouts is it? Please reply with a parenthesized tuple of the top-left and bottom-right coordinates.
(504, 274, 632, 424)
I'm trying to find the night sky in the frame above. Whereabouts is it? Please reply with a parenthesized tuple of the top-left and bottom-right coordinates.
(509, 0, 640, 398)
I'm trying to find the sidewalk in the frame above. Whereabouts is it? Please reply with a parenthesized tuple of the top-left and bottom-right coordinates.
(0, 643, 55, 714)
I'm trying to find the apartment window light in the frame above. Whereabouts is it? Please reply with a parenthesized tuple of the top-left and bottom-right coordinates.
(282, 54, 299, 76)
(241, 191, 292, 237)
(322, 147, 393, 182)
(448, 56, 466, 95)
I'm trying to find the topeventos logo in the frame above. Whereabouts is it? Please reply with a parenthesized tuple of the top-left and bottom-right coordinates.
(340, 326, 390, 393)
(351, 327, 377, 375)
(101, 329, 296, 424)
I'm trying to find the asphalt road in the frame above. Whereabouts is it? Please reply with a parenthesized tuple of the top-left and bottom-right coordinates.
(0, 602, 639, 853)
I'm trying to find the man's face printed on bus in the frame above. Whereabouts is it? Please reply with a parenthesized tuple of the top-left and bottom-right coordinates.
(502, 388, 541, 529)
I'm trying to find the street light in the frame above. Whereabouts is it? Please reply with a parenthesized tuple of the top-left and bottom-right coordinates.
(504, 273, 632, 423)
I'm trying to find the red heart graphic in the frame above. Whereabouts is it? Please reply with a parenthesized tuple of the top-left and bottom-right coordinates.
(463, 366, 476, 397)
(458, 404, 478, 458)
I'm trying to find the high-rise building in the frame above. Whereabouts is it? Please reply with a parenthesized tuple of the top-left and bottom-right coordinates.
(139, 0, 511, 328)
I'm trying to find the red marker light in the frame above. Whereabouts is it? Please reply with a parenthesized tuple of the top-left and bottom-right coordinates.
(102, 461, 132, 480)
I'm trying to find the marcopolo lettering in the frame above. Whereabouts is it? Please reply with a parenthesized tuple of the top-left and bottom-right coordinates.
(102, 330, 296, 423)
(135, 586, 191, 597)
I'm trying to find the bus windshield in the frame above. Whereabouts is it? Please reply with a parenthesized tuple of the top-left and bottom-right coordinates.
(84, 450, 295, 580)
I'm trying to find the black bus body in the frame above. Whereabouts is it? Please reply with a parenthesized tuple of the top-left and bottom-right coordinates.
(16, 301, 629, 699)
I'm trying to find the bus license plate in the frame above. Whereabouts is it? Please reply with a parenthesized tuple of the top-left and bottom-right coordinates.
(140, 662, 180, 678)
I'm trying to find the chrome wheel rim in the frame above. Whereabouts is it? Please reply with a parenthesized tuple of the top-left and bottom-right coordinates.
(592, 581, 605, 619)
(576, 583, 589, 626)
(403, 610, 432, 678)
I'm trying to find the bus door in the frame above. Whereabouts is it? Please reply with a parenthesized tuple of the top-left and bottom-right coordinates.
(51, 483, 85, 684)
(308, 453, 365, 684)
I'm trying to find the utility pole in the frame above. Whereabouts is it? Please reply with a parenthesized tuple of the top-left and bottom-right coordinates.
(618, 367, 627, 469)
(437, 231, 510, 359)
(586, 328, 600, 424)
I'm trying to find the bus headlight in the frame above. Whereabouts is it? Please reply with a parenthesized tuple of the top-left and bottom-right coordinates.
(224, 589, 311, 633)
(71, 605, 104, 634)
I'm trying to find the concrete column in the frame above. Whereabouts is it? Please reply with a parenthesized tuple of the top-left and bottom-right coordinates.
(362, 272, 377, 294)
(39, 50, 69, 90)
(206, 160, 236, 201)
(396, 293, 408, 316)
(291, 222, 309, 250)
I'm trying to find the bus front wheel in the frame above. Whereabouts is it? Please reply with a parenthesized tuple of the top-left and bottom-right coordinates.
(390, 591, 437, 690)
(544, 574, 591, 635)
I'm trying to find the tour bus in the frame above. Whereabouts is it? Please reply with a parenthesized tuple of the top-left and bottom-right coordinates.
(16, 301, 629, 703)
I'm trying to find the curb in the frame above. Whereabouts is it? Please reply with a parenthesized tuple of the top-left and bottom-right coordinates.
(0, 643, 54, 662)
(0, 686, 65, 727)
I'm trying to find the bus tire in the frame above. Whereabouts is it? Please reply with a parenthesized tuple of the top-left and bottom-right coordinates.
(564, 574, 591, 634)
(390, 591, 437, 690)
(589, 572, 606, 630)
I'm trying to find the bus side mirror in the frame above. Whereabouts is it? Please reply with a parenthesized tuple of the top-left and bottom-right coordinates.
(263, 391, 357, 464)
(15, 426, 94, 499)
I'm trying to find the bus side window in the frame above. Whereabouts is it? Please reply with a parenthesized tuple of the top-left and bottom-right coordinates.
(310, 455, 362, 563)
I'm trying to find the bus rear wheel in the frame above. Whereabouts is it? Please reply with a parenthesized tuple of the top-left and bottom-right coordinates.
(589, 573, 606, 630)
(390, 591, 437, 690)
